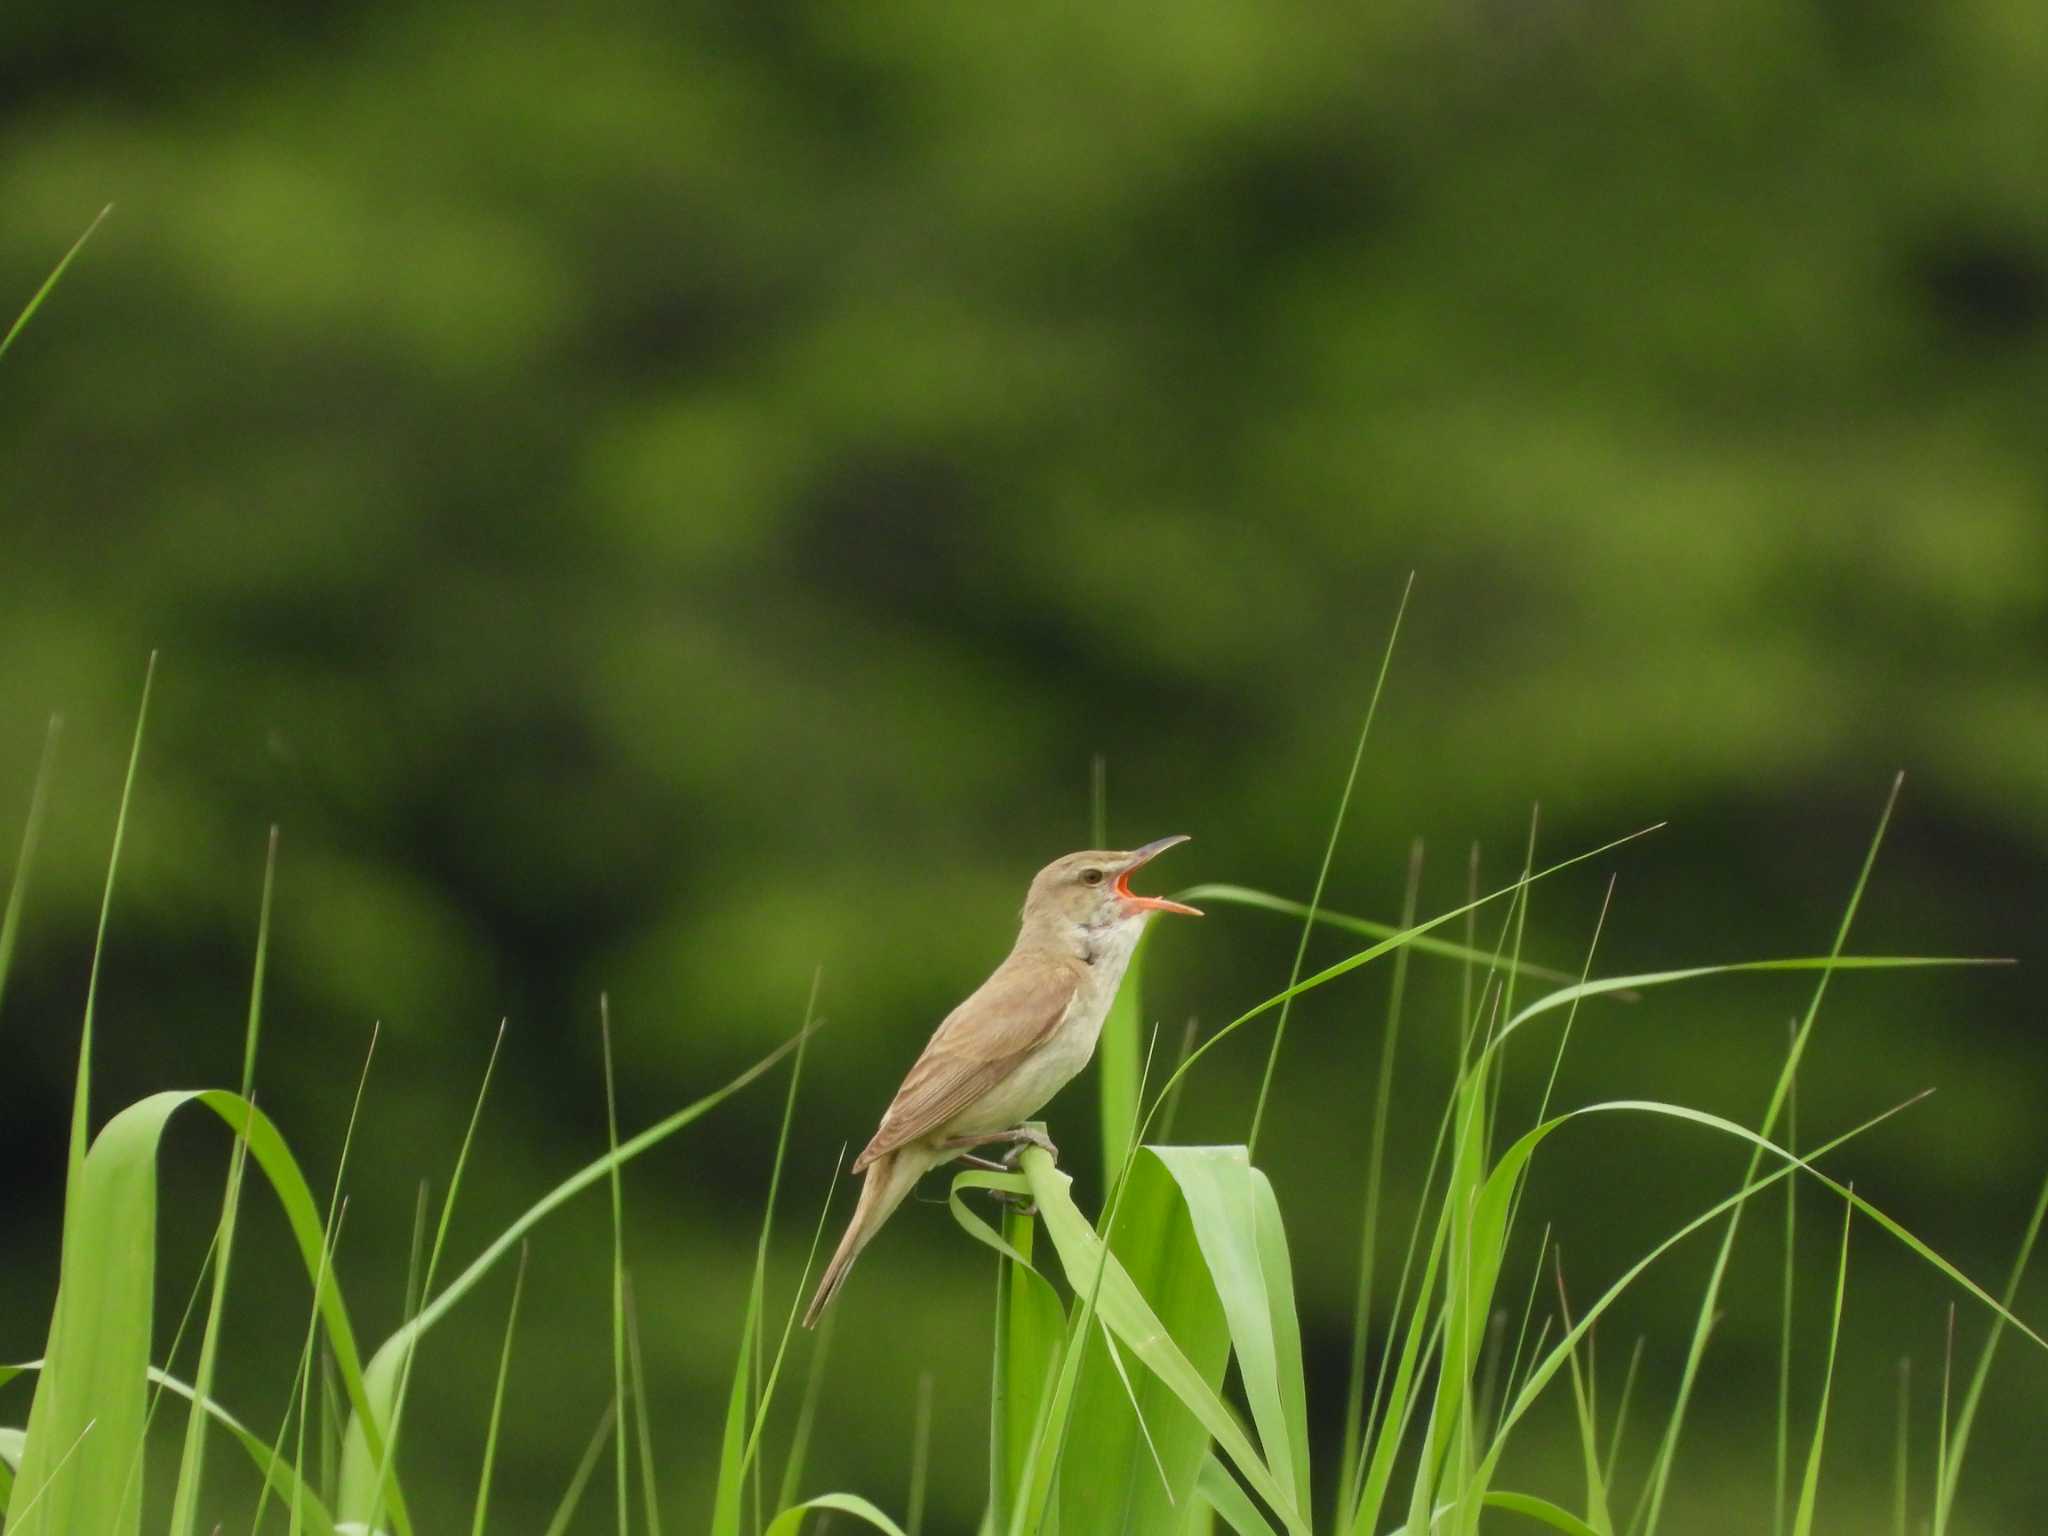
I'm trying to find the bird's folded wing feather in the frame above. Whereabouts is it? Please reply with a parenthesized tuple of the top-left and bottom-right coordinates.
(853, 954, 1082, 1171)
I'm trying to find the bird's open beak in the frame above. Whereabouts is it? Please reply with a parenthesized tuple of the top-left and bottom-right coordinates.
(1115, 834, 1202, 917)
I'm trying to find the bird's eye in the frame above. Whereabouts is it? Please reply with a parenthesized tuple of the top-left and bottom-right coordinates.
(1080, 867, 1105, 886)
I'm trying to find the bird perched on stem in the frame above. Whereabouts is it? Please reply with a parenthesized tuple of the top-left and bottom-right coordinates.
(803, 835, 1201, 1327)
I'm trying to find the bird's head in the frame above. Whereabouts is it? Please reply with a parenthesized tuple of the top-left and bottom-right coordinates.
(1020, 835, 1202, 943)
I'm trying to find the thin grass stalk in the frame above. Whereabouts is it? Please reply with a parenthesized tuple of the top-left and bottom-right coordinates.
(1248, 571, 1411, 1157)
(1774, 1019, 1799, 1536)
(1892, 1357, 1910, 1536)
(0, 205, 110, 362)
(255, 1023, 375, 1536)
(601, 999, 631, 1536)
(1789, 1197, 1854, 1536)
(469, 1245, 529, 1536)
(1934, 1166, 2048, 1530)
(625, 1274, 664, 1536)
(906, 1372, 934, 1536)
(0, 714, 61, 1019)
(1336, 837, 1422, 1533)
(1638, 774, 1900, 1536)
(543, 1405, 619, 1536)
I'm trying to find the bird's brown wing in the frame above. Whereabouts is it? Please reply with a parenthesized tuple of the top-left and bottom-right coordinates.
(852, 954, 1082, 1172)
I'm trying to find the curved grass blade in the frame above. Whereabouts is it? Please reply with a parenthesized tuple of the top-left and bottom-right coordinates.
(763, 1491, 910, 1536)
(1178, 885, 1591, 993)
(4, 1363, 340, 1536)
(1140, 823, 1666, 1152)
(1483, 1490, 1605, 1535)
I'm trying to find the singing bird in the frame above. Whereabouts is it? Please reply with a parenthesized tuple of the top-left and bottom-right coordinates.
(803, 835, 1201, 1326)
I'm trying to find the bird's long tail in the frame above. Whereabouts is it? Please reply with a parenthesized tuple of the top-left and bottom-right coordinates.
(803, 1148, 930, 1328)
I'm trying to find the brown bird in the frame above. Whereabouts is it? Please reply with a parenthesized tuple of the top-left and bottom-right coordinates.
(803, 835, 1201, 1327)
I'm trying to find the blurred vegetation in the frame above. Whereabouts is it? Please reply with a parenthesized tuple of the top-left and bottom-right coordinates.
(2, 0, 2044, 1530)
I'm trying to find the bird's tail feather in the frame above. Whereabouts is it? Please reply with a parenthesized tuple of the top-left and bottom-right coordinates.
(803, 1148, 927, 1328)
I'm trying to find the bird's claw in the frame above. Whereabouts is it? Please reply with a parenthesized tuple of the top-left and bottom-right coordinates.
(1001, 1129, 1057, 1167)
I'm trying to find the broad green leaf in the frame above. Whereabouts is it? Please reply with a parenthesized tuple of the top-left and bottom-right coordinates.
(1013, 1149, 1308, 1536)
(1053, 1152, 1232, 1536)
(1149, 1147, 1311, 1522)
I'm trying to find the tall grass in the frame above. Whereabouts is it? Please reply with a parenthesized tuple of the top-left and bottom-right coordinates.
(4, 243, 2043, 1535)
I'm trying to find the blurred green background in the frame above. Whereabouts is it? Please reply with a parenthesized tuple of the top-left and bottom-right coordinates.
(3, 1, 2045, 1531)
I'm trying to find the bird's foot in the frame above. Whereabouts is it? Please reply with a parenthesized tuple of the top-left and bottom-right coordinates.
(1000, 1126, 1058, 1166)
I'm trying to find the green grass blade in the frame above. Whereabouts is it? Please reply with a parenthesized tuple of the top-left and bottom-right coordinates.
(166, 1105, 255, 1536)
(1789, 1198, 1854, 1536)
(0, 205, 110, 363)
(1637, 775, 1900, 1536)
(1247, 571, 1410, 1157)
(70, 654, 154, 1196)
(971, 1192, 1065, 1530)
(763, 1491, 910, 1536)
(255, 1026, 374, 1536)
(356, 1020, 508, 1529)
(716, 979, 818, 1534)
(2, 1356, 345, 1536)
(1177, 884, 1598, 993)
(1603, 1338, 1644, 1491)
(469, 1245, 529, 1536)
(1934, 1166, 2048, 1528)
(1774, 1020, 1799, 1536)
(603, 1003, 632, 1536)
(542, 1404, 619, 1536)
(777, 1305, 833, 1517)
(1892, 1357, 1910, 1536)
(1143, 823, 1666, 1152)
(0, 715, 61, 1022)
(168, 830, 275, 1536)
(8, 661, 155, 1536)
(1196, 1454, 1278, 1536)
(625, 1273, 665, 1536)
(1933, 1307, 1954, 1536)
(744, 1146, 843, 1505)
(1482, 1490, 1604, 1535)
(1553, 1260, 1614, 1535)
(1336, 838, 1421, 1533)
(336, 1022, 811, 1529)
